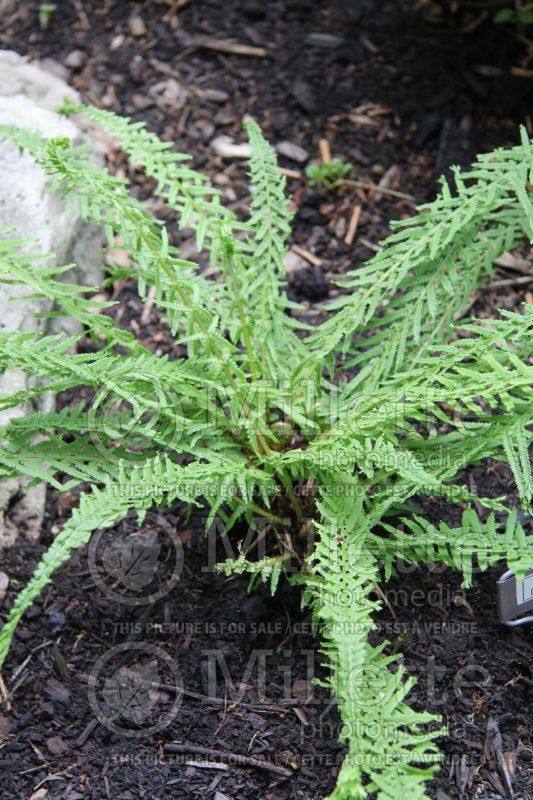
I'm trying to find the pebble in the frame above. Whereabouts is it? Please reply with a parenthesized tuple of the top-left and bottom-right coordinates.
(305, 32, 345, 48)
(29, 790, 48, 800)
(110, 34, 125, 51)
(194, 119, 215, 141)
(291, 78, 316, 113)
(64, 49, 84, 70)
(211, 135, 252, 159)
(334, 216, 347, 238)
(0, 714, 12, 736)
(46, 735, 69, 756)
(284, 251, 308, 274)
(39, 58, 69, 82)
(128, 16, 146, 37)
(199, 88, 229, 103)
(276, 140, 309, 163)
(0, 570, 8, 606)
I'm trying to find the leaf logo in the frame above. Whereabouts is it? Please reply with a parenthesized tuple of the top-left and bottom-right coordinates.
(88, 642, 183, 737)
(102, 530, 161, 591)
(102, 660, 160, 725)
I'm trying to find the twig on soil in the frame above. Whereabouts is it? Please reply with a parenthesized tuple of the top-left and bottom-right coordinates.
(74, 718, 99, 748)
(141, 284, 157, 325)
(375, 165, 400, 202)
(72, 0, 91, 31)
(192, 37, 268, 58)
(483, 717, 516, 800)
(319, 139, 331, 165)
(359, 236, 382, 253)
(163, 743, 294, 778)
(78, 669, 304, 716)
(372, 583, 397, 618)
(278, 167, 302, 180)
(511, 67, 533, 79)
(0, 673, 10, 711)
(185, 760, 229, 771)
(493, 252, 533, 277)
(164, 682, 306, 714)
(332, 178, 416, 204)
(291, 244, 322, 266)
(344, 205, 362, 246)
(484, 275, 533, 289)
(7, 653, 31, 686)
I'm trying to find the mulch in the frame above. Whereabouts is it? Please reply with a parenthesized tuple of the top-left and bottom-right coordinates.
(0, 1, 532, 798)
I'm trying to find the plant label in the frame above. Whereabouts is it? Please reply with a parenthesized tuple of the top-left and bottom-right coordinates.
(497, 569, 533, 626)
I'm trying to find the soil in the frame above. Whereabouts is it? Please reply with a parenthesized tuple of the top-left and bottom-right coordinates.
(0, 2, 532, 799)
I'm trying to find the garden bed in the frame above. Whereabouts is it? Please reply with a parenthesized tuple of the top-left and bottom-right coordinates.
(0, 2, 532, 798)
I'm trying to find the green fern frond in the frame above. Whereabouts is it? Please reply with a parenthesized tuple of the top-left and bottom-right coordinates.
(0, 108, 532, 800)
(59, 101, 239, 257)
(379, 507, 533, 586)
(217, 551, 285, 594)
(304, 130, 533, 385)
(308, 492, 442, 800)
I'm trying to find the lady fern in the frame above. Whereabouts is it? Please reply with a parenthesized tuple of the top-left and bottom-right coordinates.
(0, 108, 532, 799)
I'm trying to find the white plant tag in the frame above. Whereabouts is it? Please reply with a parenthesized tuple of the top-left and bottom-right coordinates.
(498, 569, 533, 626)
(516, 572, 533, 605)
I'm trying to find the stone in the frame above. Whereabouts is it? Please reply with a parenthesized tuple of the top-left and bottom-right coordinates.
(0, 570, 8, 606)
(29, 790, 49, 800)
(291, 78, 316, 114)
(198, 88, 229, 103)
(305, 32, 345, 48)
(46, 736, 70, 756)
(0, 50, 78, 111)
(0, 51, 104, 547)
(276, 140, 309, 163)
(64, 49, 85, 70)
(128, 16, 147, 37)
(211, 135, 252, 159)
(284, 251, 308, 275)
(39, 58, 70, 83)
(0, 714, 12, 737)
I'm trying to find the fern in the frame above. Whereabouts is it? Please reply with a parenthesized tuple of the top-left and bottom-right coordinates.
(307, 492, 443, 800)
(0, 112, 532, 800)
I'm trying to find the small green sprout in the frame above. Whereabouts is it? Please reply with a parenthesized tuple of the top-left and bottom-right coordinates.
(306, 157, 352, 189)
(39, 3, 57, 30)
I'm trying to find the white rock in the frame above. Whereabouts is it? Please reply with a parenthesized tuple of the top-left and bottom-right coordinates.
(0, 50, 78, 111)
(0, 51, 104, 547)
(0, 570, 8, 606)
(64, 49, 85, 70)
(211, 135, 252, 159)
(39, 58, 70, 83)
(276, 140, 309, 163)
(284, 251, 308, 274)
(198, 88, 229, 103)
(128, 15, 147, 37)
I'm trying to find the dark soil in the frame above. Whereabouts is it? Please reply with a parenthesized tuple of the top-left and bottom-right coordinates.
(0, 2, 532, 799)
